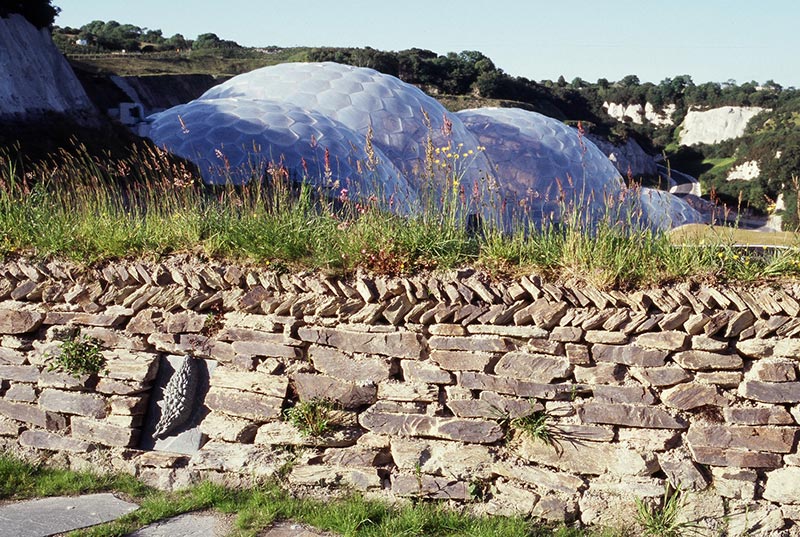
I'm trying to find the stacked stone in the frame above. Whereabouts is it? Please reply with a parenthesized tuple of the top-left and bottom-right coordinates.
(0, 302, 157, 459)
(1, 256, 800, 533)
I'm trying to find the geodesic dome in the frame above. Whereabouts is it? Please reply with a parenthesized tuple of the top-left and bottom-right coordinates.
(146, 97, 417, 208)
(198, 62, 495, 192)
(456, 107, 626, 227)
(634, 187, 704, 232)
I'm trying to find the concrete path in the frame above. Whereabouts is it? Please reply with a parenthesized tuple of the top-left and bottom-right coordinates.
(127, 512, 232, 536)
(259, 521, 338, 536)
(0, 493, 139, 537)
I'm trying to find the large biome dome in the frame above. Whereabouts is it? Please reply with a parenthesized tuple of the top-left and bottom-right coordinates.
(198, 62, 494, 192)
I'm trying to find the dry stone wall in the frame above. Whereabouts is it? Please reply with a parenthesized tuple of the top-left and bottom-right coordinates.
(2, 256, 800, 534)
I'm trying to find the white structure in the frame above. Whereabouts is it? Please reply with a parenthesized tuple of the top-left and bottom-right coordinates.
(147, 98, 415, 209)
(198, 62, 494, 192)
(148, 63, 701, 231)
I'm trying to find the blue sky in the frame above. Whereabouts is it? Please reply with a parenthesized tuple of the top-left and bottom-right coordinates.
(55, 0, 800, 88)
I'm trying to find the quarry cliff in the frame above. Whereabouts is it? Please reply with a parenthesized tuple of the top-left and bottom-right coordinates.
(0, 14, 94, 121)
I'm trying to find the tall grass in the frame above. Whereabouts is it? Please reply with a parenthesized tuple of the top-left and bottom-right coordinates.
(1, 142, 798, 289)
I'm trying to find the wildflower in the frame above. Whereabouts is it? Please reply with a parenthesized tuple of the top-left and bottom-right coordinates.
(468, 149, 474, 155)
(339, 188, 349, 203)
(324, 147, 332, 183)
(365, 124, 378, 171)
(441, 114, 453, 137)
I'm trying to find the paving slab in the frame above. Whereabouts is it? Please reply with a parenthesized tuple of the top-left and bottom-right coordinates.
(259, 521, 339, 537)
(127, 512, 231, 536)
(0, 493, 138, 537)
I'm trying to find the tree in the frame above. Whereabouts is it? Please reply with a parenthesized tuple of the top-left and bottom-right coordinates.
(620, 74, 640, 87)
(192, 32, 240, 50)
(0, 0, 60, 28)
(165, 33, 188, 50)
(570, 77, 586, 89)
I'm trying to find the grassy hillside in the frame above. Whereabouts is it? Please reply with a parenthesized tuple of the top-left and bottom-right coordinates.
(67, 48, 312, 77)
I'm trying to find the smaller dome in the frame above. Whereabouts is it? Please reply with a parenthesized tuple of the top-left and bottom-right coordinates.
(633, 188, 704, 232)
(457, 107, 625, 228)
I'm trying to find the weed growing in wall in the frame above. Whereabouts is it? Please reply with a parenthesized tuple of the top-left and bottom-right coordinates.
(635, 485, 694, 537)
(510, 410, 556, 445)
(284, 399, 336, 437)
(47, 331, 107, 378)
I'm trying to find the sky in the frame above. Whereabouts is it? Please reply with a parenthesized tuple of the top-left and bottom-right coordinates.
(54, 0, 800, 88)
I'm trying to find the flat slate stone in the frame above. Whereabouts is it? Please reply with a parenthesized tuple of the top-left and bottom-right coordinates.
(128, 512, 230, 536)
(0, 493, 138, 537)
(259, 521, 338, 536)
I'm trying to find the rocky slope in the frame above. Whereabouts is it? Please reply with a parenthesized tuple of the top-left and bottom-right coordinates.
(0, 14, 94, 120)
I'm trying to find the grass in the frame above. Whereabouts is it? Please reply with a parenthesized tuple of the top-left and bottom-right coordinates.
(0, 452, 626, 537)
(510, 411, 555, 444)
(284, 399, 337, 438)
(1, 142, 799, 290)
(67, 48, 313, 77)
(635, 486, 694, 537)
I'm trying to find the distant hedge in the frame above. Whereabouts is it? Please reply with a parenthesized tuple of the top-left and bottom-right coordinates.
(0, 0, 59, 29)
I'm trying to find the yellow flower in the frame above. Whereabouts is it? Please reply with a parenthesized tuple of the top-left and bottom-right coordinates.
(434, 159, 440, 164)
(468, 149, 474, 155)
(717, 252, 724, 258)
(446, 153, 453, 158)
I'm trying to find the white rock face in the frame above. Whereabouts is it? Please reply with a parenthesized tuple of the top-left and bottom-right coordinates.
(603, 102, 674, 126)
(726, 160, 760, 182)
(645, 103, 676, 126)
(0, 14, 93, 119)
(679, 106, 766, 146)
